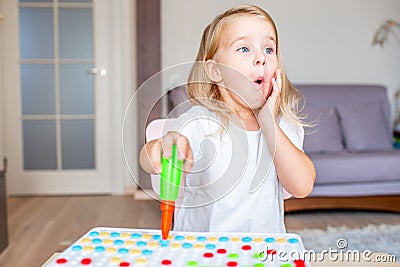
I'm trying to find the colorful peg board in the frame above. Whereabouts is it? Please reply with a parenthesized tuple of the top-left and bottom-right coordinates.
(46, 227, 308, 267)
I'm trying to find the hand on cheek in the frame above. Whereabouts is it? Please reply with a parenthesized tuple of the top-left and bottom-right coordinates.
(258, 69, 282, 126)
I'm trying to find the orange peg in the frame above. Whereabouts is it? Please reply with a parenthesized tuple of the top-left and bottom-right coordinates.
(160, 200, 175, 240)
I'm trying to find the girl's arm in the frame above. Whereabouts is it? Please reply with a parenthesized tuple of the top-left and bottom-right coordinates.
(261, 122, 316, 198)
(258, 70, 316, 198)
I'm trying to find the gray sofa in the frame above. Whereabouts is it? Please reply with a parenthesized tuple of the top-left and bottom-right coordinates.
(287, 84, 400, 212)
(168, 84, 400, 212)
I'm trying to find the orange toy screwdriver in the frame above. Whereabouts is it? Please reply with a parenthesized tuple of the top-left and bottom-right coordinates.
(160, 144, 183, 240)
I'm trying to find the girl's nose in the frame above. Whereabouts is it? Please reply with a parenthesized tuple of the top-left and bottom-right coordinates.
(254, 53, 266, 66)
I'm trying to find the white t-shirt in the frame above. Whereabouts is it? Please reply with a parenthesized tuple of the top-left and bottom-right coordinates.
(170, 105, 304, 233)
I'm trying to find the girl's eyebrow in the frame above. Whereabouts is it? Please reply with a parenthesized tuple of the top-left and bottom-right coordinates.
(229, 36, 249, 47)
(229, 35, 276, 47)
(265, 36, 277, 43)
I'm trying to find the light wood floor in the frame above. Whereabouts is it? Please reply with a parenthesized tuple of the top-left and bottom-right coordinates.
(0, 196, 399, 267)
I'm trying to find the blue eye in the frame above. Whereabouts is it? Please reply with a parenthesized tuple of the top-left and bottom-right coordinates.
(264, 47, 273, 54)
(237, 46, 250, 53)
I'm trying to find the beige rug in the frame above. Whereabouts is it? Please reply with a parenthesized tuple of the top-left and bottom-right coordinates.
(290, 224, 400, 262)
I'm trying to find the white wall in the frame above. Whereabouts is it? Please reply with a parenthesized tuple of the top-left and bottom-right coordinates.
(161, 0, 400, 120)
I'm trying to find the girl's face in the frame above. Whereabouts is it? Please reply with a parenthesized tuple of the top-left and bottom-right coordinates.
(213, 15, 278, 110)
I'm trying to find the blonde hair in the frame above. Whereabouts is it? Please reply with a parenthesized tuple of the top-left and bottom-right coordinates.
(187, 4, 307, 127)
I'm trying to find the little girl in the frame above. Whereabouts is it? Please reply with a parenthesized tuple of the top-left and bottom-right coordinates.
(140, 4, 315, 233)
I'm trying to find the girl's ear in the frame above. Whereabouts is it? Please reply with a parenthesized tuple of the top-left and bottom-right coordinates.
(204, 59, 222, 83)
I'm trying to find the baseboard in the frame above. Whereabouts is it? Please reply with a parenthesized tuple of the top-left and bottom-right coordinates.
(132, 188, 155, 200)
(124, 184, 137, 195)
(284, 195, 400, 213)
(124, 184, 157, 201)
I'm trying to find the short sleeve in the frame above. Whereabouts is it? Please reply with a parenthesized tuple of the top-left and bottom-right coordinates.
(168, 106, 218, 156)
(168, 109, 200, 153)
(278, 117, 305, 152)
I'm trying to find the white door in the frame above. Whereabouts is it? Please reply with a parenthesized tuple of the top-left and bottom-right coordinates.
(3, 0, 111, 194)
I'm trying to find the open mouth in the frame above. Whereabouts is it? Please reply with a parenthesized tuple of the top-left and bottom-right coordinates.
(253, 76, 268, 98)
(253, 77, 265, 90)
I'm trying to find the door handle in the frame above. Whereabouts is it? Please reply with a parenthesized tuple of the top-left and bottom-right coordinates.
(88, 67, 107, 76)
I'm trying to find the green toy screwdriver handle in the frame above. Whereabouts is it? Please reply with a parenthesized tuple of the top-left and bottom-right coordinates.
(160, 144, 184, 201)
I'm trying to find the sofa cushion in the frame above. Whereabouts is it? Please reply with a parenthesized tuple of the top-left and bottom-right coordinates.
(304, 108, 344, 154)
(310, 150, 400, 185)
(310, 180, 400, 197)
(337, 102, 392, 152)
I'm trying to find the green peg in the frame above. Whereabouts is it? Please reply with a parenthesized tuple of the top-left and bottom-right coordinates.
(160, 144, 183, 201)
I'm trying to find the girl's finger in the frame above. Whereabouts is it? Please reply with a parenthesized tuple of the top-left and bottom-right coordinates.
(176, 134, 191, 161)
(160, 132, 176, 158)
(159, 131, 192, 172)
(270, 78, 280, 101)
(276, 69, 283, 91)
(183, 147, 194, 173)
(148, 140, 162, 174)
